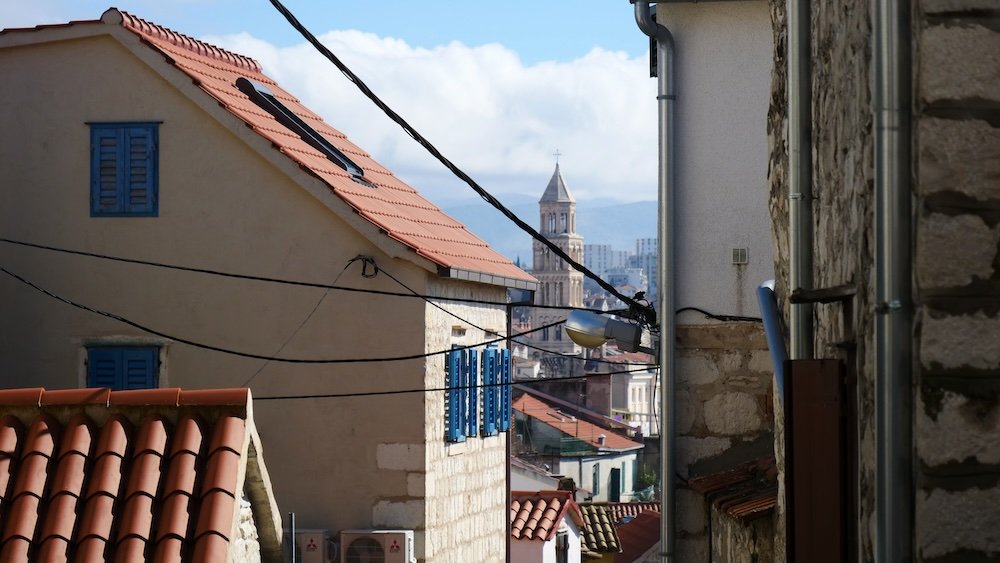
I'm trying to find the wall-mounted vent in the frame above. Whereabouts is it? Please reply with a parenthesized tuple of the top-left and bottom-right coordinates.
(731, 247, 749, 265)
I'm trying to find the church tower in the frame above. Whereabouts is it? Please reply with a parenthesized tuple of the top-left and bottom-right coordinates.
(529, 163, 584, 358)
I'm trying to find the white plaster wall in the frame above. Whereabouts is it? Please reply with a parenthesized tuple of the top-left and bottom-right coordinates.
(558, 452, 638, 503)
(654, 2, 775, 320)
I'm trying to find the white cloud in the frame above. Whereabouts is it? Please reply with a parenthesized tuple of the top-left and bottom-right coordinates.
(204, 30, 658, 204)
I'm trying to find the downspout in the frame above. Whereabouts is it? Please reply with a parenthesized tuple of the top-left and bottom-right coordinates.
(788, 0, 814, 359)
(633, 4, 675, 563)
(757, 280, 788, 403)
(874, 0, 913, 560)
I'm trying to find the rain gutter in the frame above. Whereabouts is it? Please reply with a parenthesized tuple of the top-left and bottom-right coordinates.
(632, 4, 676, 562)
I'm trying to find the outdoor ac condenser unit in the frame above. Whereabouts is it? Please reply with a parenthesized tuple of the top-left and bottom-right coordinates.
(295, 529, 333, 563)
(340, 529, 415, 563)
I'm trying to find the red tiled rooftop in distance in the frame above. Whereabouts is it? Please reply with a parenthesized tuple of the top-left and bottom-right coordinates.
(22, 8, 531, 287)
(512, 393, 642, 451)
(615, 510, 661, 563)
(0, 387, 259, 562)
(510, 490, 584, 542)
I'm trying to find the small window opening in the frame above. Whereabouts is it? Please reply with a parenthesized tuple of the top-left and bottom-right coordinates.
(235, 77, 371, 187)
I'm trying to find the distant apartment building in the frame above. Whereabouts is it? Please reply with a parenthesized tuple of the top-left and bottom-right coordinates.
(584, 244, 630, 277)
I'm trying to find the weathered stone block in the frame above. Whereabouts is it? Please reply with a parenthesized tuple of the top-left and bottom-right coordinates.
(916, 487, 1000, 558)
(678, 487, 708, 534)
(677, 388, 697, 435)
(677, 436, 732, 475)
(679, 353, 722, 385)
(704, 392, 763, 435)
(918, 388, 1000, 466)
(919, 117, 1000, 202)
(748, 349, 774, 374)
(917, 213, 999, 289)
(376, 443, 425, 471)
(920, 311, 1000, 370)
(921, 24, 1000, 103)
(372, 499, 426, 529)
(921, 0, 1000, 13)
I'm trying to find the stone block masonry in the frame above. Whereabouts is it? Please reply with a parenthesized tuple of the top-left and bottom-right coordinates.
(914, 6, 1000, 561)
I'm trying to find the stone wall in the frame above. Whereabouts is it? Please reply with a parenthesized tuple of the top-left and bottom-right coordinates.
(232, 496, 262, 563)
(710, 509, 776, 563)
(674, 322, 773, 561)
(913, 3, 1000, 561)
(765, 0, 1000, 560)
(419, 279, 509, 563)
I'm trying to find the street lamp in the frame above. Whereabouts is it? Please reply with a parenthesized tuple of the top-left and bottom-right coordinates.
(564, 309, 653, 355)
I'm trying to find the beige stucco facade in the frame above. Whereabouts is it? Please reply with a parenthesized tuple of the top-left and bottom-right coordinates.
(0, 29, 513, 563)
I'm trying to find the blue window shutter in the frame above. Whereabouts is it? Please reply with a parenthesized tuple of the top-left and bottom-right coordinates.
(500, 348, 511, 432)
(458, 348, 468, 436)
(91, 127, 123, 214)
(467, 349, 478, 438)
(483, 347, 498, 436)
(124, 125, 157, 214)
(122, 347, 158, 389)
(87, 347, 122, 389)
(446, 349, 465, 443)
(87, 346, 158, 390)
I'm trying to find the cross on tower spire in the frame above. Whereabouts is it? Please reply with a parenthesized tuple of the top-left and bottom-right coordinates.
(553, 149, 562, 164)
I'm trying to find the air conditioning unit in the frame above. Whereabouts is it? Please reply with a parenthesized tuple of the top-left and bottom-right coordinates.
(340, 529, 415, 563)
(294, 529, 333, 563)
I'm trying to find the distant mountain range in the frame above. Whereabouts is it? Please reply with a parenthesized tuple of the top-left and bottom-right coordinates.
(443, 196, 657, 266)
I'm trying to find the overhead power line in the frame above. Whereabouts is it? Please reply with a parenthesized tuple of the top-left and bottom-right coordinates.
(255, 366, 655, 401)
(0, 262, 562, 364)
(266, 0, 656, 328)
(0, 237, 607, 314)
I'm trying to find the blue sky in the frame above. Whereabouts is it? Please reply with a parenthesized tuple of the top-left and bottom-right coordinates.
(3, 1, 659, 205)
(3, 1, 648, 64)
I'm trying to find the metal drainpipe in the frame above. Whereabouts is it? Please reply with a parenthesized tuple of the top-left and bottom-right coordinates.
(874, 0, 913, 559)
(633, 4, 675, 562)
(788, 0, 814, 360)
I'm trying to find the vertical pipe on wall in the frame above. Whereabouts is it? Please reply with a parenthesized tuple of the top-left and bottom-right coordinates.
(633, 3, 675, 562)
(788, 0, 814, 360)
(874, 0, 913, 559)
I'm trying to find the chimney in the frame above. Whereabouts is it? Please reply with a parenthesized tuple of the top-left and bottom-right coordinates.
(597, 434, 606, 447)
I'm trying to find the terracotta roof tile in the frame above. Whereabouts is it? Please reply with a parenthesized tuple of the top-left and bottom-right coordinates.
(616, 511, 661, 563)
(687, 456, 777, 522)
(512, 394, 642, 452)
(71, 9, 534, 288)
(0, 387, 266, 562)
(578, 504, 622, 555)
(510, 490, 584, 542)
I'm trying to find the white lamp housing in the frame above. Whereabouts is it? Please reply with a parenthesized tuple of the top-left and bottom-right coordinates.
(564, 310, 647, 353)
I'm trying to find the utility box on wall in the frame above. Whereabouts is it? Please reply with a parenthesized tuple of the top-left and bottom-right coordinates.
(785, 359, 849, 563)
(295, 529, 332, 563)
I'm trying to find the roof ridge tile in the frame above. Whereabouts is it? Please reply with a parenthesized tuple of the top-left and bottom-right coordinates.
(115, 9, 262, 74)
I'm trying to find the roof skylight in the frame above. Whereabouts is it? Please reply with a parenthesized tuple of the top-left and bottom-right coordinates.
(235, 77, 372, 187)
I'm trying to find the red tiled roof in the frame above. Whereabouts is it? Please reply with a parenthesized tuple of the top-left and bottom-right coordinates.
(598, 501, 660, 525)
(615, 510, 660, 563)
(687, 456, 777, 522)
(0, 387, 281, 563)
(512, 393, 643, 452)
(0, 10, 535, 289)
(510, 490, 584, 542)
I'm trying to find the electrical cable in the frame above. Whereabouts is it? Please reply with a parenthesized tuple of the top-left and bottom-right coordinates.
(0, 262, 562, 364)
(266, 0, 656, 327)
(254, 366, 654, 401)
(241, 256, 357, 386)
(0, 236, 608, 314)
(675, 306, 762, 323)
(366, 257, 658, 368)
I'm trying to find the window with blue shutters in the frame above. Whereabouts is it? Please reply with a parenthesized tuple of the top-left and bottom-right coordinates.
(90, 123, 159, 216)
(444, 346, 510, 443)
(87, 346, 159, 390)
(445, 348, 465, 443)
